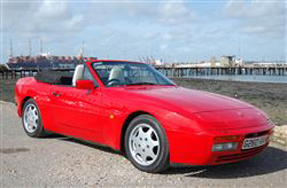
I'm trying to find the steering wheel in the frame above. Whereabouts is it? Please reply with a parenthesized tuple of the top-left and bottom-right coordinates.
(107, 79, 121, 86)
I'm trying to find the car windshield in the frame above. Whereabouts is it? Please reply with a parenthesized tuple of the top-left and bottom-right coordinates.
(92, 61, 176, 87)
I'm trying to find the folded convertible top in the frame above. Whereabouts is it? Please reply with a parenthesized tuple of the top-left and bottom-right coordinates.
(35, 70, 73, 85)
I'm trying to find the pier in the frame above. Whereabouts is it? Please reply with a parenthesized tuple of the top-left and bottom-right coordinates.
(0, 66, 287, 80)
(0, 69, 73, 80)
(156, 66, 287, 78)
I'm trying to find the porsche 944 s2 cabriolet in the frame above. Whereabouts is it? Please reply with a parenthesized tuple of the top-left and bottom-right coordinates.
(15, 60, 274, 173)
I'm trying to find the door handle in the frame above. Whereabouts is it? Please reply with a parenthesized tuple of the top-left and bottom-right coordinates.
(52, 91, 61, 97)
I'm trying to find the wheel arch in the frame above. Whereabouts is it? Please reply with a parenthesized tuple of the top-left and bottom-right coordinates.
(120, 111, 152, 152)
(19, 96, 33, 116)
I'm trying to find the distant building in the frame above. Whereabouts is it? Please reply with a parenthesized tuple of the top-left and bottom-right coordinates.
(220, 55, 235, 67)
(210, 56, 217, 67)
(154, 59, 164, 66)
(6, 55, 97, 70)
(235, 57, 243, 66)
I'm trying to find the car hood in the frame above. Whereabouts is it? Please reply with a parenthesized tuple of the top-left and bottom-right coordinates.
(124, 86, 253, 113)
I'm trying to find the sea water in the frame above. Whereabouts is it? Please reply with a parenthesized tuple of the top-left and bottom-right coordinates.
(181, 75, 287, 83)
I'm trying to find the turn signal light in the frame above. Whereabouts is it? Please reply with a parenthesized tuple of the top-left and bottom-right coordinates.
(214, 135, 240, 141)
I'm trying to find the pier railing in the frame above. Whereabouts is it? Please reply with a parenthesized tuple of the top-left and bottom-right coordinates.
(156, 67, 287, 78)
(0, 67, 287, 80)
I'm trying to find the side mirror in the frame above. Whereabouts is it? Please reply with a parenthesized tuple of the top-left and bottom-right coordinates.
(76, 80, 94, 90)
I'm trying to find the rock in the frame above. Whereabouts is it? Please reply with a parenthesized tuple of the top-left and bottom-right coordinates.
(272, 125, 287, 146)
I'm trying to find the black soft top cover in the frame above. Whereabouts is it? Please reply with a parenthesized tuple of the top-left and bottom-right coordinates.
(35, 70, 73, 85)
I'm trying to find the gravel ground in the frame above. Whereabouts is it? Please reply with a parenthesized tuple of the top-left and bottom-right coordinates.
(1, 102, 287, 187)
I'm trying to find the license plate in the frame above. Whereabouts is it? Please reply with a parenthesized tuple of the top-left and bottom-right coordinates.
(242, 135, 268, 150)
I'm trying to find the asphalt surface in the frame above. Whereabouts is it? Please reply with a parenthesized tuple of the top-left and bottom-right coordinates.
(1, 102, 287, 187)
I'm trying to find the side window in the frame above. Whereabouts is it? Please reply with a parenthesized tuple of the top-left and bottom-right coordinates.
(82, 66, 99, 87)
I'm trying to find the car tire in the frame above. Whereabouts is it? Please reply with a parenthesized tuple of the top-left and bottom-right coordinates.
(22, 99, 47, 138)
(125, 115, 169, 173)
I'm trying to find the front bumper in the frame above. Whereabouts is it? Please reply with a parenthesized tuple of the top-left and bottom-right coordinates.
(168, 125, 274, 166)
(212, 144, 268, 164)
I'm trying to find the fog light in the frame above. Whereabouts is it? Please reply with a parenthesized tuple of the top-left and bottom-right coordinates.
(212, 142, 238, 152)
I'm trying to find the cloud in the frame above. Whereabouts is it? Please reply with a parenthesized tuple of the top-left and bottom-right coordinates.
(160, 44, 168, 51)
(0, 0, 284, 62)
(84, 0, 195, 26)
(2, 0, 85, 35)
(2, 0, 195, 35)
(36, 1, 69, 19)
(158, 0, 195, 25)
(224, 0, 286, 37)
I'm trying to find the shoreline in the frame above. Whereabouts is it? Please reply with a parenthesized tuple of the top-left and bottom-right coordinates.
(176, 76, 287, 84)
(172, 78, 287, 126)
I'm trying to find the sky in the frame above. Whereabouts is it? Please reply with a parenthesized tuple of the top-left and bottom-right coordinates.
(0, 0, 286, 63)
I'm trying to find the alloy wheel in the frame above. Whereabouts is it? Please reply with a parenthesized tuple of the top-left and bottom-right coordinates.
(23, 103, 39, 133)
(129, 123, 160, 166)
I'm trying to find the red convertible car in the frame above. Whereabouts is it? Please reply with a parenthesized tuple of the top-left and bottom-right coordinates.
(15, 60, 274, 173)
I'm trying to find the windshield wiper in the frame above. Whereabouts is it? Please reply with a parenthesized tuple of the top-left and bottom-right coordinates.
(126, 82, 156, 86)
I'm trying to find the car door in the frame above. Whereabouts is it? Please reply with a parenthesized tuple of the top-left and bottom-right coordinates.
(50, 85, 85, 134)
(75, 66, 103, 141)
(51, 66, 103, 142)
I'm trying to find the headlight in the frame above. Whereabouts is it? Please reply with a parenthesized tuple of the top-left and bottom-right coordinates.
(212, 142, 238, 152)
